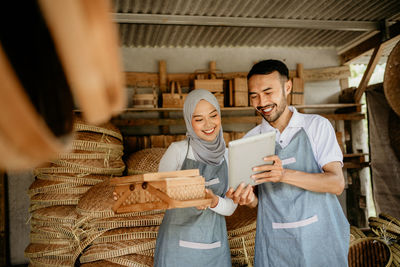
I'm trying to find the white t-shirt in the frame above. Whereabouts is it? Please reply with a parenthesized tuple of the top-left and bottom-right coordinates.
(158, 139, 237, 216)
(245, 106, 343, 170)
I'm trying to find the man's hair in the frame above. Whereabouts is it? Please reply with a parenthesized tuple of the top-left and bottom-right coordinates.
(247, 60, 289, 82)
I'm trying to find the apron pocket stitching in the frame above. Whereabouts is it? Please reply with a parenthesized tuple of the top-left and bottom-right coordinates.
(179, 240, 221, 249)
(272, 214, 318, 229)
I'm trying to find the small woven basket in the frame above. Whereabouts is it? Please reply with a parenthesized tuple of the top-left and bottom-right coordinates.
(348, 237, 393, 267)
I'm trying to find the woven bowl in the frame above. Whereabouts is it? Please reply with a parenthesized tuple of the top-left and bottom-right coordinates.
(126, 148, 167, 175)
(348, 237, 392, 267)
(384, 40, 400, 117)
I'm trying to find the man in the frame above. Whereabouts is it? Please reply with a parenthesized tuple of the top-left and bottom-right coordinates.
(226, 60, 349, 266)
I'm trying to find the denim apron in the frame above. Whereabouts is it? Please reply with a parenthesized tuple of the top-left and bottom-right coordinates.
(254, 129, 349, 267)
(154, 141, 231, 267)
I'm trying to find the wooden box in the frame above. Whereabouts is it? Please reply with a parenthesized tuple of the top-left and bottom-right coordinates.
(132, 88, 158, 108)
(194, 79, 224, 93)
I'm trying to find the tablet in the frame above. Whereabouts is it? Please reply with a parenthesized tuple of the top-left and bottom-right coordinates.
(228, 131, 276, 189)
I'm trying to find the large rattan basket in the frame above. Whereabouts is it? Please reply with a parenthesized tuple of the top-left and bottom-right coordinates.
(348, 237, 393, 267)
(126, 148, 167, 175)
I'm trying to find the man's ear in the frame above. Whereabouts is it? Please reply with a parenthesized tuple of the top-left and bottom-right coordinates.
(285, 79, 292, 97)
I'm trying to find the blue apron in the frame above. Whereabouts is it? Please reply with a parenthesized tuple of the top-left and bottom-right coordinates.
(154, 141, 231, 267)
(254, 129, 349, 267)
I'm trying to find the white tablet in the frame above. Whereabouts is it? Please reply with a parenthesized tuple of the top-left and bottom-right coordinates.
(228, 131, 276, 189)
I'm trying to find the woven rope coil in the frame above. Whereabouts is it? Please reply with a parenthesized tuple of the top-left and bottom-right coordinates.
(79, 239, 156, 263)
(92, 226, 159, 244)
(369, 217, 400, 236)
(379, 213, 400, 227)
(350, 226, 367, 240)
(348, 237, 393, 267)
(106, 253, 153, 267)
(126, 148, 167, 174)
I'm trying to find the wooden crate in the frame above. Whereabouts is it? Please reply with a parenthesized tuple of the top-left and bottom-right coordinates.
(194, 79, 224, 93)
(232, 78, 248, 107)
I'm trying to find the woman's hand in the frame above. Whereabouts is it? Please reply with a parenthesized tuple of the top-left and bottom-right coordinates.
(196, 189, 218, 210)
(226, 183, 258, 208)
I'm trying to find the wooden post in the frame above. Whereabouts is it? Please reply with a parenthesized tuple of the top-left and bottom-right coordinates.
(159, 60, 167, 93)
(209, 61, 217, 73)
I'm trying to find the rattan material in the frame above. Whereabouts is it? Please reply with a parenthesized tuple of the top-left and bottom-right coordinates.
(30, 193, 82, 205)
(87, 214, 164, 230)
(107, 253, 154, 267)
(126, 148, 167, 175)
(93, 226, 159, 244)
(73, 131, 122, 145)
(30, 226, 75, 239)
(35, 173, 110, 185)
(80, 260, 124, 267)
(71, 140, 123, 154)
(134, 249, 155, 257)
(24, 243, 76, 258)
(50, 158, 125, 175)
(384, 40, 400, 117)
(226, 205, 257, 237)
(232, 256, 254, 266)
(56, 152, 122, 161)
(74, 121, 123, 141)
(348, 237, 393, 267)
(390, 243, 400, 266)
(29, 256, 74, 267)
(350, 226, 367, 240)
(369, 217, 400, 235)
(32, 206, 78, 225)
(229, 231, 256, 248)
(30, 235, 74, 246)
(231, 246, 255, 257)
(77, 180, 165, 218)
(28, 179, 80, 196)
(379, 213, 400, 227)
(79, 239, 156, 263)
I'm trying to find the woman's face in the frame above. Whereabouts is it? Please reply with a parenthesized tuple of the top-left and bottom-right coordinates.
(191, 100, 221, 142)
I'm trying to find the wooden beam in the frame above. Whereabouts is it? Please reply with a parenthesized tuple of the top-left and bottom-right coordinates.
(354, 44, 385, 103)
(159, 60, 167, 92)
(339, 21, 400, 64)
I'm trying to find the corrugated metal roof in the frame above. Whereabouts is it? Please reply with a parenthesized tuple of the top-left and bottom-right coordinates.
(111, 0, 400, 59)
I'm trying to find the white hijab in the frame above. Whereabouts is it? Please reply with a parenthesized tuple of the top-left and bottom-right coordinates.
(183, 89, 226, 165)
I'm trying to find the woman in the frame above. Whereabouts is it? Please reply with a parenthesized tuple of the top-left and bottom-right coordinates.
(154, 89, 237, 267)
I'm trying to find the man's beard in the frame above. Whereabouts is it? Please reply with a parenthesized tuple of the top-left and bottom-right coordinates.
(257, 93, 287, 123)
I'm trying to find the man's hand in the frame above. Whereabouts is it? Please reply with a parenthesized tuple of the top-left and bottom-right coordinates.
(226, 183, 258, 208)
(251, 155, 285, 184)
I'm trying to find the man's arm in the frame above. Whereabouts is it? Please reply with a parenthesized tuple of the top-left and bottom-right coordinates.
(251, 156, 344, 195)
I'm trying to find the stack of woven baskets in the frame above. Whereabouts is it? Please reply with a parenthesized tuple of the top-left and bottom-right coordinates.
(25, 117, 125, 266)
(77, 147, 167, 266)
(226, 205, 257, 267)
(349, 213, 400, 267)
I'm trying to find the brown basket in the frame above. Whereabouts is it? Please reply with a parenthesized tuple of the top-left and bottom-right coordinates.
(384, 40, 400, 117)
(229, 231, 256, 249)
(86, 214, 164, 230)
(73, 118, 123, 142)
(369, 217, 400, 236)
(126, 148, 167, 175)
(79, 239, 156, 263)
(31, 206, 78, 225)
(30, 225, 75, 239)
(29, 256, 74, 267)
(80, 260, 124, 267)
(28, 179, 80, 196)
(348, 237, 393, 267)
(24, 243, 76, 259)
(73, 131, 122, 145)
(107, 253, 153, 267)
(35, 173, 110, 185)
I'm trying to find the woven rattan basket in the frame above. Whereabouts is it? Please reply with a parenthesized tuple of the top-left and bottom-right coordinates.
(24, 243, 77, 259)
(229, 231, 256, 249)
(348, 237, 393, 267)
(29, 256, 74, 267)
(31, 206, 78, 225)
(107, 253, 153, 267)
(80, 260, 124, 267)
(126, 148, 167, 175)
(92, 226, 159, 244)
(28, 179, 80, 196)
(86, 214, 164, 230)
(384, 40, 400, 117)
(35, 173, 110, 185)
(73, 117, 123, 142)
(80, 239, 156, 263)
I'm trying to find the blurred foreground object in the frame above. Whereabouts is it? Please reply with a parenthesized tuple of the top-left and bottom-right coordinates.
(0, 0, 125, 170)
(384, 40, 400, 116)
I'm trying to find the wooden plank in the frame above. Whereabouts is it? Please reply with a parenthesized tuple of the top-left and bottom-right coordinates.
(159, 60, 167, 92)
(125, 72, 159, 87)
(303, 65, 350, 82)
(339, 21, 400, 64)
(110, 169, 200, 184)
(354, 43, 385, 103)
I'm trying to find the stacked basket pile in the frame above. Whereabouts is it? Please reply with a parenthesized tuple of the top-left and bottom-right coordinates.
(349, 213, 400, 267)
(226, 205, 257, 267)
(77, 148, 167, 266)
(25, 118, 125, 266)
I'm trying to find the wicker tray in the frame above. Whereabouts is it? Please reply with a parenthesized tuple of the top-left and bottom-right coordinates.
(92, 226, 159, 244)
(107, 253, 153, 267)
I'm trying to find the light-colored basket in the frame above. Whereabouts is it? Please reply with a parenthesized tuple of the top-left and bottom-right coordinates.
(80, 260, 124, 267)
(24, 243, 77, 259)
(73, 119, 123, 142)
(348, 237, 393, 267)
(79, 239, 156, 263)
(28, 179, 80, 196)
(87, 214, 164, 230)
(31, 206, 78, 225)
(126, 148, 167, 175)
(29, 256, 74, 267)
(92, 226, 159, 244)
(107, 253, 153, 267)
(229, 231, 256, 249)
(35, 173, 110, 185)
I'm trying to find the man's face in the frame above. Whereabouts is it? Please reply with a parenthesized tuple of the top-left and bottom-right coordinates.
(248, 71, 291, 123)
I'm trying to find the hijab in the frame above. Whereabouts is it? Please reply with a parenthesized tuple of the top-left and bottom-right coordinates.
(183, 89, 226, 165)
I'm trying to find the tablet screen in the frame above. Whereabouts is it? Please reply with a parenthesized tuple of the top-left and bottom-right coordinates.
(228, 131, 276, 189)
